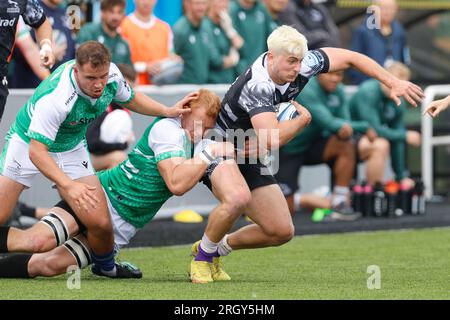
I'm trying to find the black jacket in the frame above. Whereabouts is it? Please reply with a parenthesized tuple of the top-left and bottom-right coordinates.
(278, 0, 340, 50)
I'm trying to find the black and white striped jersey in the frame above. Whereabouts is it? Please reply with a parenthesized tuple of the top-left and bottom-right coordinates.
(0, 0, 45, 76)
(217, 49, 330, 134)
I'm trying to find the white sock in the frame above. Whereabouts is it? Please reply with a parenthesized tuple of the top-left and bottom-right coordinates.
(200, 234, 218, 254)
(218, 234, 232, 257)
(332, 186, 349, 207)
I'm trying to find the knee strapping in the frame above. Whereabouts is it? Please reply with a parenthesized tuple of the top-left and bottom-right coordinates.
(63, 236, 91, 269)
(40, 212, 69, 247)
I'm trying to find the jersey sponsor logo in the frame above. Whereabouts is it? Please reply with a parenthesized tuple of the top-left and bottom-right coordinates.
(69, 117, 96, 126)
(7, 0, 20, 14)
(0, 17, 16, 27)
(65, 91, 77, 106)
(81, 161, 88, 169)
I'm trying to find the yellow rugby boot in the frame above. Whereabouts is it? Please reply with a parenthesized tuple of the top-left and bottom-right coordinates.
(191, 240, 231, 281)
(190, 260, 213, 284)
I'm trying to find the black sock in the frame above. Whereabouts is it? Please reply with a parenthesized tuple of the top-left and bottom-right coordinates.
(0, 253, 32, 278)
(18, 202, 37, 218)
(0, 226, 10, 253)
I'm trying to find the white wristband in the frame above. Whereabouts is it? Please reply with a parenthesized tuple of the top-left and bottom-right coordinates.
(198, 145, 214, 165)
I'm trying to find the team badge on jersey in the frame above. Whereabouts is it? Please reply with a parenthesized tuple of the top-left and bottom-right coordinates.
(7, 0, 20, 14)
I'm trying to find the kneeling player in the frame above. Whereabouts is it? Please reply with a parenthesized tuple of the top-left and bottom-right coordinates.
(0, 89, 249, 279)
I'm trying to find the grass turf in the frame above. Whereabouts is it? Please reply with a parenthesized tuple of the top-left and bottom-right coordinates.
(0, 227, 449, 300)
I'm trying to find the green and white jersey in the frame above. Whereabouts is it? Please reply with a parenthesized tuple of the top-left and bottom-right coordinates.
(7, 60, 134, 153)
(98, 117, 193, 228)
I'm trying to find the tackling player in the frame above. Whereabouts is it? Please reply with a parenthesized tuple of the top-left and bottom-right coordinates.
(0, 89, 247, 280)
(0, 41, 193, 278)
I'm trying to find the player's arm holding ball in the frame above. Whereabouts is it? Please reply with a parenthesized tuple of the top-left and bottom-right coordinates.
(251, 99, 311, 151)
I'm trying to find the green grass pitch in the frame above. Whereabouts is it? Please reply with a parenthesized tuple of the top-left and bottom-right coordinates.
(0, 227, 449, 299)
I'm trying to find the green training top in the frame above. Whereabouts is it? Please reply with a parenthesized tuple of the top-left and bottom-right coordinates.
(349, 79, 409, 179)
(230, 0, 274, 76)
(173, 16, 222, 84)
(282, 78, 369, 154)
(77, 23, 133, 66)
(204, 18, 236, 84)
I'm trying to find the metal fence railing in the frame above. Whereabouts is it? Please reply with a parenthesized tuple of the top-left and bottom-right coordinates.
(421, 85, 450, 199)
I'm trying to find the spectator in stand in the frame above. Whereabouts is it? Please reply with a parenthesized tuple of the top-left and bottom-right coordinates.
(349, 0, 410, 84)
(349, 62, 420, 188)
(264, 0, 289, 29)
(86, 64, 136, 171)
(278, 0, 340, 50)
(10, 0, 75, 89)
(229, 0, 274, 76)
(120, 0, 181, 85)
(205, 0, 244, 84)
(173, 0, 238, 84)
(77, 0, 132, 67)
(276, 70, 387, 218)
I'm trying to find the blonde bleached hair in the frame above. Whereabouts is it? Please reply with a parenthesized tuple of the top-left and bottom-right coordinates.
(267, 25, 309, 58)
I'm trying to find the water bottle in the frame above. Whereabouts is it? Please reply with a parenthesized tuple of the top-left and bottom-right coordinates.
(362, 184, 373, 217)
(411, 180, 426, 215)
(373, 182, 387, 217)
(360, 181, 367, 214)
(385, 181, 400, 217)
(351, 182, 363, 214)
(398, 182, 412, 215)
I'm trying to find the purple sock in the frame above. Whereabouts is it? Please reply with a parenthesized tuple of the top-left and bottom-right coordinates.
(195, 243, 219, 263)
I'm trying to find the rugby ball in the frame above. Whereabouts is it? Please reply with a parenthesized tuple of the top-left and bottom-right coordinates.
(275, 102, 299, 121)
(150, 59, 184, 85)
